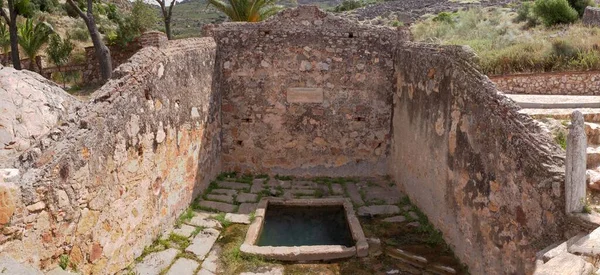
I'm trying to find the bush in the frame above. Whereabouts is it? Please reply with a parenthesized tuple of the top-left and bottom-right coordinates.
(333, 0, 364, 12)
(31, 0, 59, 12)
(568, 0, 593, 17)
(69, 27, 89, 42)
(514, 1, 541, 27)
(534, 0, 578, 26)
(433, 12, 455, 24)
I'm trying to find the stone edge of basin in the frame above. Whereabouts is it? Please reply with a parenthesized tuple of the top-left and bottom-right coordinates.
(240, 197, 369, 261)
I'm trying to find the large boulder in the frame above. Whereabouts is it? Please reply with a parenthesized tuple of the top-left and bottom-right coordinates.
(0, 65, 79, 167)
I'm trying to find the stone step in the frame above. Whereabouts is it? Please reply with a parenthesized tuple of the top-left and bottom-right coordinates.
(568, 227, 600, 256)
(536, 233, 586, 263)
(217, 181, 250, 190)
(533, 252, 593, 275)
(505, 94, 600, 109)
(587, 147, 600, 169)
(518, 108, 600, 122)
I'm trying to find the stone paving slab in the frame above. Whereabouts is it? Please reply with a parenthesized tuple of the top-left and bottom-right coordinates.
(225, 213, 251, 224)
(134, 248, 179, 275)
(383, 216, 407, 223)
(238, 203, 257, 214)
(185, 228, 220, 260)
(252, 178, 267, 184)
(172, 224, 198, 238)
(198, 201, 237, 213)
(266, 178, 291, 188)
(217, 181, 250, 190)
(250, 182, 265, 193)
(362, 186, 402, 204)
(197, 269, 215, 275)
(346, 183, 365, 206)
(201, 245, 222, 273)
(358, 205, 401, 216)
(206, 194, 234, 203)
(237, 193, 258, 203)
(187, 214, 220, 228)
(240, 266, 285, 275)
(211, 189, 238, 196)
(331, 184, 344, 195)
(166, 258, 199, 275)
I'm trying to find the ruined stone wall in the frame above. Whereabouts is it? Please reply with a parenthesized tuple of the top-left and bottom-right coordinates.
(490, 71, 600, 95)
(391, 44, 567, 274)
(208, 7, 409, 176)
(0, 37, 221, 273)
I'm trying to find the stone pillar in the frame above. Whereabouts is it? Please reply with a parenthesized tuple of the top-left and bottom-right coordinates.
(566, 111, 587, 214)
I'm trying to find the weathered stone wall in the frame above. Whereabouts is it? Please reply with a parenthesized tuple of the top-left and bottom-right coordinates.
(0, 66, 79, 165)
(391, 44, 567, 274)
(490, 71, 600, 95)
(83, 32, 167, 85)
(208, 7, 409, 176)
(0, 37, 221, 273)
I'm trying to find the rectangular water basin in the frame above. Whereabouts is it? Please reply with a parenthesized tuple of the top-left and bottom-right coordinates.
(240, 198, 368, 261)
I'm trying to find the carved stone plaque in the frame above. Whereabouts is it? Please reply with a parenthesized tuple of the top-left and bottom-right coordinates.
(287, 88, 324, 103)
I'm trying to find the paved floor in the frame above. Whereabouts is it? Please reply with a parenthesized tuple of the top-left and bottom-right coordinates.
(124, 175, 463, 275)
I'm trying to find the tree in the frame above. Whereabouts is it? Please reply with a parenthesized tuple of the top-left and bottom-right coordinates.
(208, 0, 282, 22)
(18, 18, 53, 71)
(0, 20, 9, 65)
(109, 0, 158, 47)
(155, 0, 175, 40)
(0, 0, 34, 69)
(66, 0, 112, 82)
(45, 34, 73, 87)
(567, 0, 593, 17)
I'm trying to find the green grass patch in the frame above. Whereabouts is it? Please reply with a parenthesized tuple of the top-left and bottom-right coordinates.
(274, 174, 293, 181)
(168, 233, 191, 249)
(214, 213, 232, 228)
(555, 131, 567, 150)
(175, 208, 194, 228)
(217, 225, 269, 274)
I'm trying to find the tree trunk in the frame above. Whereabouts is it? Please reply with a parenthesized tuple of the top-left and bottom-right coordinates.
(164, 18, 172, 40)
(7, 4, 20, 70)
(86, 16, 112, 82)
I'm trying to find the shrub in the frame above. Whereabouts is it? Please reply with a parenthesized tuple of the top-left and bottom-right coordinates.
(534, 0, 579, 26)
(31, 0, 59, 12)
(69, 27, 89, 42)
(433, 12, 455, 24)
(568, 0, 593, 17)
(514, 1, 541, 27)
(333, 0, 364, 12)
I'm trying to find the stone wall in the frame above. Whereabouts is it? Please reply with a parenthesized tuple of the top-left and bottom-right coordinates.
(83, 32, 167, 85)
(490, 71, 600, 95)
(208, 7, 409, 176)
(0, 37, 221, 273)
(583, 6, 600, 27)
(391, 43, 567, 274)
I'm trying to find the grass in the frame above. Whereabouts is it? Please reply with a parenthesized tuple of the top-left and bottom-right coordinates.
(168, 233, 191, 249)
(136, 237, 170, 262)
(214, 213, 232, 228)
(175, 208, 195, 228)
(412, 7, 600, 75)
(59, 254, 69, 270)
(217, 225, 269, 274)
(274, 175, 293, 181)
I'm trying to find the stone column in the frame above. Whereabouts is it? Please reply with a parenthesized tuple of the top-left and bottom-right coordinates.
(566, 111, 587, 214)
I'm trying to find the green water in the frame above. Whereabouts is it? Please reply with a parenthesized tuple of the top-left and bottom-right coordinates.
(257, 205, 354, 247)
